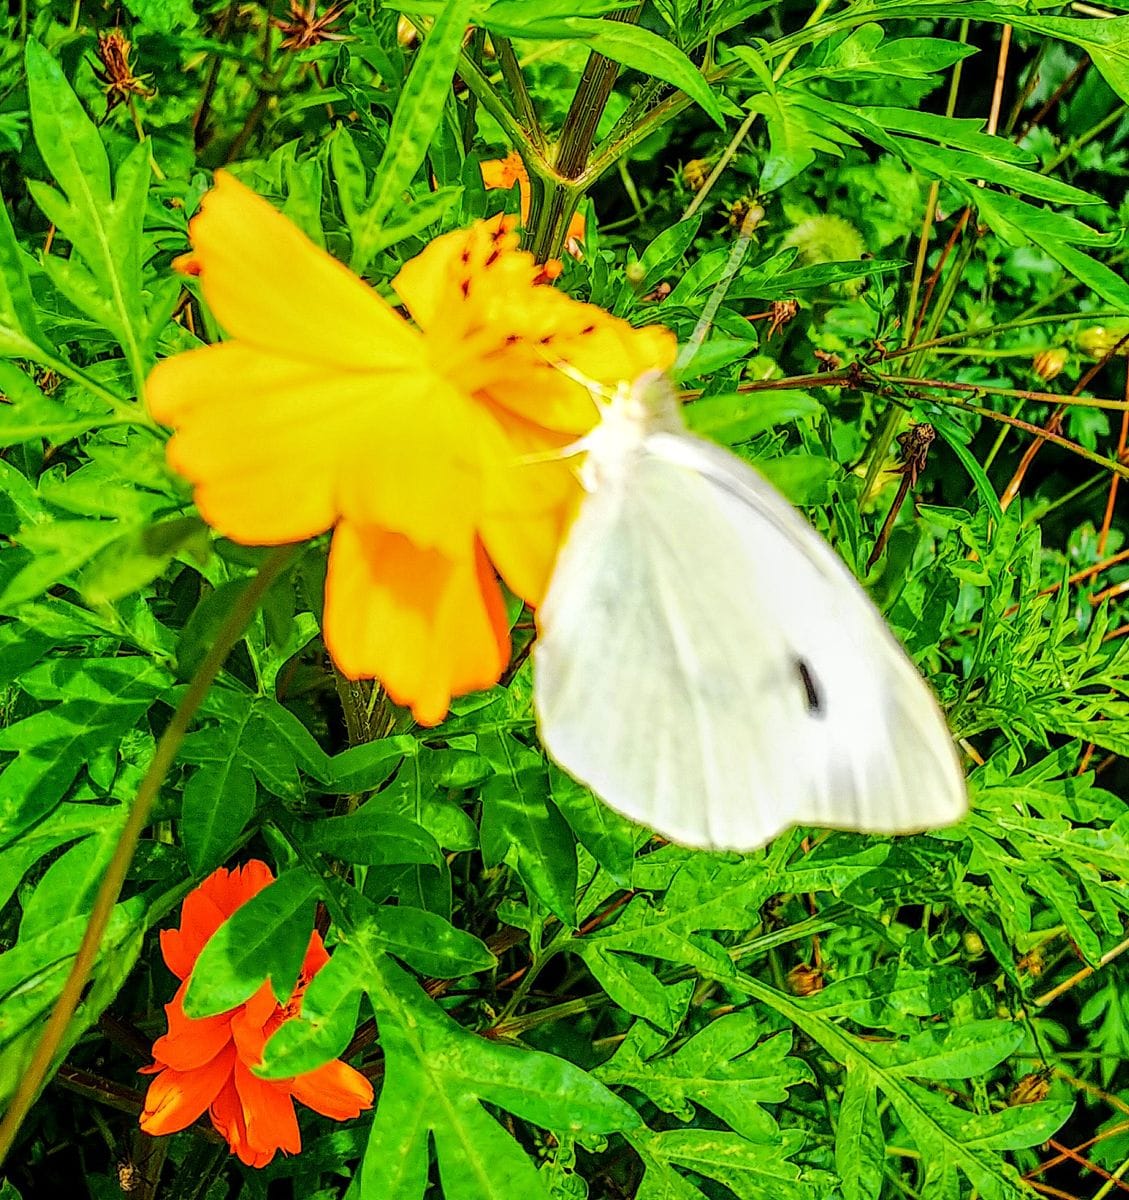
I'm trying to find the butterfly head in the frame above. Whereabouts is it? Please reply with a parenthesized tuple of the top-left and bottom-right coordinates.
(573, 370, 685, 491)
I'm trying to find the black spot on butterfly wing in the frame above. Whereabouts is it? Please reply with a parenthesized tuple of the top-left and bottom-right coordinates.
(795, 658, 824, 717)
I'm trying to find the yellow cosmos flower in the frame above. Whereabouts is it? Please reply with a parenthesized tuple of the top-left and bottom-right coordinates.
(148, 172, 674, 724)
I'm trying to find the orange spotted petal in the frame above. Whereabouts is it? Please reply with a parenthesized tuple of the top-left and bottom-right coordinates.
(324, 523, 509, 725)
(391, 216, 526, 338)
(183, 171, 420, 370)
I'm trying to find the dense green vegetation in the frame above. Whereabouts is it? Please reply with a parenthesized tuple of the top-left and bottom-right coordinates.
(2, 2, 1129, 1197)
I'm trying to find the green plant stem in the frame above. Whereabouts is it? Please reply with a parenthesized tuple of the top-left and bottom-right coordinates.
(682, 108, 758, 220)
(555, 4, 642, 180)
(1041, 103, 1129, 175)
(491, 33, 543, 151)
(682, 0, 834, 221)
(526, 4, 644, 261)
(455, 48, 537, 165)
(870, 18, 969, 499)
(0, 545, 296, 1168)
(884, 310, 1126, 361)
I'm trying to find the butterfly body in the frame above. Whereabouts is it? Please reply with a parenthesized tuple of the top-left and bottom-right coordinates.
(533, 371, 967, 851)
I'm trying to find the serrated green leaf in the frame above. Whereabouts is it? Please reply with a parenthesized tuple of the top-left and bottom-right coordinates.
(358, 951, 639, 1199)
(837, 1062, 885, 1200)
(24, 41, 150, 389)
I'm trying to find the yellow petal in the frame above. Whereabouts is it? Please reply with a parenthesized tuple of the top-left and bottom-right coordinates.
(324, 522, 509, 726)
(477, 410, 581, 605)
(186, 171, 420, 370)
(149, 344, 481, 554)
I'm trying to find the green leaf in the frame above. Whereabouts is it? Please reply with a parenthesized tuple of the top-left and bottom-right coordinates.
(184, 867, 321, 1016)
(793, 24, 976, 81)
(367, 903, 496, 978)
(358, 952, 639, 1199)
(1008, 15, 1129, 106)
(24, 41, 151, 389)
(0, 360, 121, 446)
(181, 760, 257, 876)
(599, 1014, 810, 1139)
(733, 974, 1043, 1200)
(837, 1062, 886, 1200)
(258, 941, 365, 1078)
(631, 1127, 816, 1200)
(0, 188, 56, 362)
(687, 390, 824, 445)
(0, 660, 165, 847)
(744, 88, 858, 191)
(308, 803, 442, 867)
(350, 0, 477, 271)
(480, 763, 578, 926)
(0, 900, 144, 1110)
(0, 519, 124, 608)
(929, 414, 1004, 525)
(579, 945, 677, 1029)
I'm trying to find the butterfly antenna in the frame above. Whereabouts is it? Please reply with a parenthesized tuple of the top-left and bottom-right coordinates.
(676, 203, 764, 374)
(540, 352, 616, 414)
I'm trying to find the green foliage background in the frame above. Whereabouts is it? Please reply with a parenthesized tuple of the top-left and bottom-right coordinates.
(2, 1, 1129, 1197)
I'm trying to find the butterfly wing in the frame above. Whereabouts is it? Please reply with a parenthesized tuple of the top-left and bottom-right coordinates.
(533, 429, 966, 851)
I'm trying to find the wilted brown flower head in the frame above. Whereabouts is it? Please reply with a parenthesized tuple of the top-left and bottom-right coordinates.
(273, 0, 350, 51)
(92, 29, 155, 112)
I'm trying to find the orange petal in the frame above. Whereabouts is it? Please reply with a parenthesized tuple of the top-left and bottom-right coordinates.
(324, 523, 509, 725)
(139, 1044, 236, 1137)
(234, 1059, 302, 1160)
(230, 981, 279, 1065)
(291, 1057, 374, 1119)
(160, 863, 275, 978)
(480, 151, 527, 192)
(151, 982, 233, 1071)
(301, 930, 330, 979)
(223, 861, 276, 909)
(391, 216, 525, 338)
(182, 171, 420, 370)
(160, 890, 228, 979)
(209, 1076, 276, 1168)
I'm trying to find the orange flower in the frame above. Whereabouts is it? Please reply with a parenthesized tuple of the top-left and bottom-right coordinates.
(148, 172, 673, 723)
(480, 150, 587, 259)
(139, 862, 373, 1167)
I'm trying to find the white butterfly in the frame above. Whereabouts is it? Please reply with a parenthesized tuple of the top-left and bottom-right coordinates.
(532, 371, 968, 851)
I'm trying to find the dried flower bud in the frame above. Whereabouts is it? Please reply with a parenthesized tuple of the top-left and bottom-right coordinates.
(92, 29, 154, 112)
(1032, 347, 1068, 381)
(785, 963, 824, 996)
(1007, 1070, 1052, 1106)
(728, 197, 765, 233)
(1016, 947, 1045, 978)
